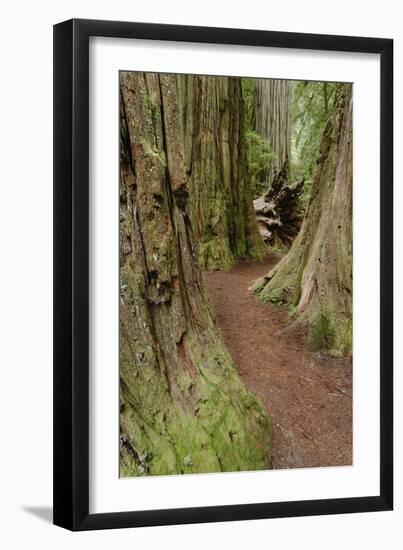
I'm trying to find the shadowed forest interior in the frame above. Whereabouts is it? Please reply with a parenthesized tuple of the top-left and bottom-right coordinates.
(119, 73, 352, 477)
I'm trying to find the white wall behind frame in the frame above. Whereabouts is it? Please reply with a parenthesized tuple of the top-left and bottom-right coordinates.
(0, 1, 400, 549)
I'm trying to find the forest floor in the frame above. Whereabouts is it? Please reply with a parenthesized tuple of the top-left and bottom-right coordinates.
(203, 254, 352, 470)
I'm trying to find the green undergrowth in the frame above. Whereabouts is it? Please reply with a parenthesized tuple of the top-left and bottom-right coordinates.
(259, 285, 290, 308)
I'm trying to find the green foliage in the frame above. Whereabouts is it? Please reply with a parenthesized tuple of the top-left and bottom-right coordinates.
(270, 245, 287, 256)
(260, 286, 289, 307)
(291, 81, 337, 206)
(242, 78, 276, 198)
(242, 78, 337, 206)
(244, 130, 276, 198)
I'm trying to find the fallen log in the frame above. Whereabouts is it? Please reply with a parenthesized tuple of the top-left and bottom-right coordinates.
(253, 160, 304, 249)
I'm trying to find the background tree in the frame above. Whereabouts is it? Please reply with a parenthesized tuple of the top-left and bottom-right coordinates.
(242, 78, 276, 198)
(291, 81, 337, 205)
(253, 84, 352, 356)
(176, 75, 266, 271)
(119, 72, 272, 477)
(253, 79, 292, 186)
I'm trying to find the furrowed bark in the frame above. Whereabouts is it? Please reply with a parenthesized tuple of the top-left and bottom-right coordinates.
(253, 84, 353, 356)
(177, 75, 266, 271)
(253, 79, 292, 187)
(119, 72, 272, 477)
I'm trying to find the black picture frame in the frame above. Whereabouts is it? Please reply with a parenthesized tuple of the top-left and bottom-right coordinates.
(53, 18, 393, 531)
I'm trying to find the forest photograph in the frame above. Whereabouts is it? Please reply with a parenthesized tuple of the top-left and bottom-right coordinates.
(119, 71, 353, 478)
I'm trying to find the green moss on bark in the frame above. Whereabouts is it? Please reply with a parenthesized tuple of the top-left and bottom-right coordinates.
(177, 75, 267, 271)
(119, 72, 272, 477)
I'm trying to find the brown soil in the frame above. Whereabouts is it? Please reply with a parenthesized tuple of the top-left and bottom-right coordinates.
(203, 254, 352, 469)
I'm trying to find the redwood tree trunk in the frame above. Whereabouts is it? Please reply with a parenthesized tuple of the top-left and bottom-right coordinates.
(177, 75, 266, 270)
(253, 79, 292, 186)
(253, 84, 352, 356)
(119, 72, 272, 476)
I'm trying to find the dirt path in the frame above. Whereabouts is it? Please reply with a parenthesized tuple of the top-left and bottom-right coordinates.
(203, 255, 352, 469)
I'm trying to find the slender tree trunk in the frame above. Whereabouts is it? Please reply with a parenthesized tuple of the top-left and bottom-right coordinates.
(253, 84, 352, 356)
(177, 75, 266, 271)
(253, 79, 292, 186)
(119, 72, 272, 476)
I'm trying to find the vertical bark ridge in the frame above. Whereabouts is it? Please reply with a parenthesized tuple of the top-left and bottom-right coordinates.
(253, 79, 292, 187)
(177, 75, 266, 271)
(119, 71, 272, 477)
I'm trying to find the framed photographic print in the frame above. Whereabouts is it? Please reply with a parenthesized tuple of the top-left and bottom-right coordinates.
(53, 19, 393, 530)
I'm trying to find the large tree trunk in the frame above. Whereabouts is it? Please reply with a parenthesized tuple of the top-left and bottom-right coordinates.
(176, 75, 266, 271)
(253, 84, 352, 356)
(253, 79, 292, 187)
(119, 72, 272, 477)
